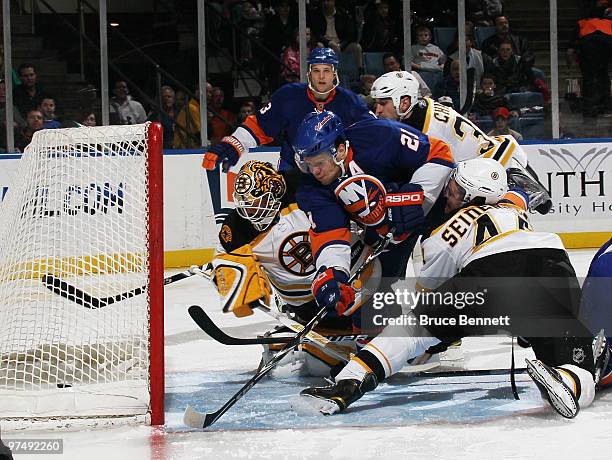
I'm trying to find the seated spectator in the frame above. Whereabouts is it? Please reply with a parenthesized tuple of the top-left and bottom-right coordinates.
(482, 15, 535, 68)
(567, 3, 612, 117)
(487, 106, 523, 141)
(469, 74, 507, 117)
(437, 59, 461, 111)
(14, 109, 44, 152)
(237, 0, 266, 64)
(210, 87, 237, 145)
(173, 86, 201, 149)
(13, 63, 51, 119)
(411, 25, 446, 73)
(0, 78, 25, 152)
(281, 27, 318, 84)
(79, 109, 97, 127)
(361, 0, 400, 52)
(148, 85, 177, 149)
(467, 0, 503, 26)
(383, 53, 432, 97)
(39, 97, 62, 129)
(262, 0, 297, 91)
(236, 100, 255, 125)
(490, 40, 534, 94)
(358, 74, 377, 110)
(0, 79, 24, 129)
(445, 32, 493, 93)
(109, 80, 147, 125)
(436, 60, 475, 112)
(308, 0, 363, 73)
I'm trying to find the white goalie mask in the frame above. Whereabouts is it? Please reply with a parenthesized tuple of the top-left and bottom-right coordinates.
(233, 161, 286, 231)
(370, 71, 420, 118)
(452, 157, 508, 205)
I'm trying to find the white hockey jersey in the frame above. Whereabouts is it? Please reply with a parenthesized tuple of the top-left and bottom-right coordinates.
(231, 204, 380, 307)
(418, 194, 565, 290)
(417, 98, 527, 167)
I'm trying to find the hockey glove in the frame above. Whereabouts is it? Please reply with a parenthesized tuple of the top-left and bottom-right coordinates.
(202, 136, 245, 172)
(311, 267, 356, 317)
(385, 183, 425, 238)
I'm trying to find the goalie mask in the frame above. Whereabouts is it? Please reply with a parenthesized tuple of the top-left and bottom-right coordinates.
(233, 161, 286, 231)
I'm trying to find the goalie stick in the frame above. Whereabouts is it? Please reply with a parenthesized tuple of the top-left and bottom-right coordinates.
(42, 265, 204, 309)
(183, 234, 392, 429)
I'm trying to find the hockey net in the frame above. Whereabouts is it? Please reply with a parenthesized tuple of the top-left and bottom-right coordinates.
(0, 122, 164, 426)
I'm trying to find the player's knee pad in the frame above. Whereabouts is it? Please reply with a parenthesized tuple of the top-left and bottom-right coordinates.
(212, 244, 271, 317)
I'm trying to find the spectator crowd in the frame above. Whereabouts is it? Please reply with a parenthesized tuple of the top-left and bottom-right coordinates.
(1, 0, 609, 152)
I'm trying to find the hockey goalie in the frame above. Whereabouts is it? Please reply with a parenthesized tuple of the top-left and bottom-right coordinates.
(208, 160, 382, 375)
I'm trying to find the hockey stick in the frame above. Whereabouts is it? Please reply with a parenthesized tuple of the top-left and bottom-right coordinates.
(188, 304, 295, 345)
(188, 266, 357, 361)
(189, 303, 356, 363)
(184, 234, 392, 429)
(41, 265, 204, 309)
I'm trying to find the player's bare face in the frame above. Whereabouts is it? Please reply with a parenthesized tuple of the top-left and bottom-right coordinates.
(309, 65, 335, 97)
(304, 152, 341, 185)
(444, 178, 466, 214)
(374, 98, 399, 120)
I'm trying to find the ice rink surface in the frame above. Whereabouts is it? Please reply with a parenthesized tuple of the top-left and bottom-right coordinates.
(3, 249, 611, 460)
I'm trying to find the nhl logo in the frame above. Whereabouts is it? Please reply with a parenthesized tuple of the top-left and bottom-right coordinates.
(573, 347, 585, 364)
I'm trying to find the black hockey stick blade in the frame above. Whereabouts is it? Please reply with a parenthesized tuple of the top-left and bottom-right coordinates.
(42, 266, 204, 309)
(41, 274, 107, 309)
(188, 305, 294, 345)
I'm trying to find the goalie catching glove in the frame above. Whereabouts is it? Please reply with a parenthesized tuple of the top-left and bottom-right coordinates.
(212, 244, 271, 317)
(311, 267, 356, 317)
(202, 135, 245, 172)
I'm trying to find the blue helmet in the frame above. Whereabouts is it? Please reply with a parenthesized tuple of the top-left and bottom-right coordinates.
(307, 47, 339, 67)
(293, 111, 345, 173)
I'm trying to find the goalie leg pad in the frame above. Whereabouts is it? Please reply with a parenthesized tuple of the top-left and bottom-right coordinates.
(212, 244, 271, 317)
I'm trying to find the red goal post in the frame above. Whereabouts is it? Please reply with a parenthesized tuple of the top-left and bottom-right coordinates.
(0, 122, 165, 426)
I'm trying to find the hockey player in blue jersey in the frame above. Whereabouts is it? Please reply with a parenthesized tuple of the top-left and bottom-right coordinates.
(581, 237, 612, 388)
(292, 110, 454, 327)
(202, 48, 373, 173)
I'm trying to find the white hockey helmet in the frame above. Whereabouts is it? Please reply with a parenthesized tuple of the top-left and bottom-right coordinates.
(233, 161, 286, 231)
(452, 157, 508, 205)
(370, 71, 420, 118)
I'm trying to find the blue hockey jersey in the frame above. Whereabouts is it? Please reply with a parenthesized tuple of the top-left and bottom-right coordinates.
(296, 117, 454, 274)
(580, 237, 612, 387)
(241, 83, 373, 171)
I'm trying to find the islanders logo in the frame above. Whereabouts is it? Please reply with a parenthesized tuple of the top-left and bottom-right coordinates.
(335, 174, 387, 226)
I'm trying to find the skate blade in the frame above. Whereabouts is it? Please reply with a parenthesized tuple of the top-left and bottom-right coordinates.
(298, 393, 342, 415)
(526, 359, 578, 419)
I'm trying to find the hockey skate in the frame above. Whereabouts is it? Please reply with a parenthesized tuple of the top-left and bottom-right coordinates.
(593, 330, 611, 388)
(299, 373, 378, 415)
(526, 359, 579, 419)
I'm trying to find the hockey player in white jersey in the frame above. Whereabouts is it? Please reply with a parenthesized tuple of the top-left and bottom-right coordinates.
(370, 71, 552, 214)
(210, 160, 381, 372)
(300, 157, 601, 419)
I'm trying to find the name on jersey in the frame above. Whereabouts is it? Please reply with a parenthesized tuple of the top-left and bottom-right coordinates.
(441, 207, 485, 247)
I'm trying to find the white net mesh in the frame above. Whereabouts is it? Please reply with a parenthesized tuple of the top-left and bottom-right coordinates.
(0, 123, 157, 420)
